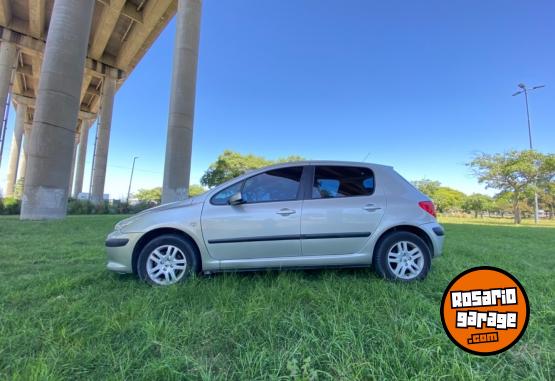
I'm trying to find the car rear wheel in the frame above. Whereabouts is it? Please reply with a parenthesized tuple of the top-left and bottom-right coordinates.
(374, 231, 431, 281)
(137, 234, 199, 285)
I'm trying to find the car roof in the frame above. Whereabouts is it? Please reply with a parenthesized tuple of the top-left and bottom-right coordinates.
(236, 160, 394, 180)
(256, 160, 393, 171)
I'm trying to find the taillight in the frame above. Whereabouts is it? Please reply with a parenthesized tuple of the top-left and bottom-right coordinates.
(419, 201, 436, 217)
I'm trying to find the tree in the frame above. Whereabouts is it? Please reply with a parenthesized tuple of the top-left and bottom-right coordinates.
(412, 179, 441, 199)
(134, 184, 207, 204)
(412, 180, 466, 213)
(433, 187, 467, 213)
(200, 150, 305, 187)
(492, 192, 513, 218)
(468, 150, 555, 224)
(189, 184, 206, 197)
(134, 187, 162, 204)
(462, 194, 493, 218)
(540, 182, 555, 219)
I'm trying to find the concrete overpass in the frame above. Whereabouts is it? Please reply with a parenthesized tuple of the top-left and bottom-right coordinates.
(0, 0, 202, 219)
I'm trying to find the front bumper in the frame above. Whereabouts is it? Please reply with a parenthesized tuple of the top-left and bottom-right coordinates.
(420, 222, 445, 257)
(105, 231, 142, 273)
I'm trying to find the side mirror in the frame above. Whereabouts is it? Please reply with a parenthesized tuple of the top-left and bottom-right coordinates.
(228, 192, 245, 206)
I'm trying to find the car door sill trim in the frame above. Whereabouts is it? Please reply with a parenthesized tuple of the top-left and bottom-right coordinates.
(215, 264, 371, 273)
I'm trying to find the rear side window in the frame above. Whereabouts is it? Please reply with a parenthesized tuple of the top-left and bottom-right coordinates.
(243, 166, 303, 203)
(312, 166, 375, 199)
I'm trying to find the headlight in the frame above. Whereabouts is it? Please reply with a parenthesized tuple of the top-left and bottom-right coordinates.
(115, 218, 134, 231)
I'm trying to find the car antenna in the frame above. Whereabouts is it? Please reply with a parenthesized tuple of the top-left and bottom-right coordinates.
(362, 152, 371, 162)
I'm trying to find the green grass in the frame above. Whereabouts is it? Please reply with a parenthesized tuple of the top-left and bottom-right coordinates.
(0, 215, 553, 380)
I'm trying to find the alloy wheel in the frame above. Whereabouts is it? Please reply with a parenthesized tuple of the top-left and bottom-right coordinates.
(146, 245, 187, 285)
(386, 240, 424, 280)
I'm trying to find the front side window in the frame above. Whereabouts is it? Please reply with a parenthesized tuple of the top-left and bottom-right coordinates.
(211, 181, 243, 205)
(242, 167, 303, 203)
(312, 166, 375, 199)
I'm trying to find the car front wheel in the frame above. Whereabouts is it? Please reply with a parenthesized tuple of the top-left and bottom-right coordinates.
(374, 231, 431, 281)
(137, 234, 199, 285)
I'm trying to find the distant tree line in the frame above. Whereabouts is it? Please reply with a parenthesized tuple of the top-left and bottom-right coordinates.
(133, 184, 206, 205)
(467, 150, 555, 224)
(413, 150, 555, 224)
(411, 179, 513, 219)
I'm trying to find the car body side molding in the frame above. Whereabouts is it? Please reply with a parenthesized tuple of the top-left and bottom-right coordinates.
(207, 232, 371, 244)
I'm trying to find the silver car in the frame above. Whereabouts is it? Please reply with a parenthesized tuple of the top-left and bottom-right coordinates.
(106, 161, 444, 285)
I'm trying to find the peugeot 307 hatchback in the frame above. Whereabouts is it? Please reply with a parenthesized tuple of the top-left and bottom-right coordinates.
(106, 161, 444, 285)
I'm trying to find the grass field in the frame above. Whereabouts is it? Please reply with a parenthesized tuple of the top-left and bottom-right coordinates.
(0, 215, 553, 380)
(438, 215, 555, 228)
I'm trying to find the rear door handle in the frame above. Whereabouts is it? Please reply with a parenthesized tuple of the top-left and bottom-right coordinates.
(363, 204, 382, 212)
(276, 208, 296, 216)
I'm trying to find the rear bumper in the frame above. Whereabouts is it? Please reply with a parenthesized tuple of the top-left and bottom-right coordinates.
(420, 222, 445, 257)
(105, 231, 142, 273)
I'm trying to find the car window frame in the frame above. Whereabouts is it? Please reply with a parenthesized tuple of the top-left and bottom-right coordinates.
(209, 165, 308, 206)
(209, 180, 245, 206)
(307, 165, 376, 200)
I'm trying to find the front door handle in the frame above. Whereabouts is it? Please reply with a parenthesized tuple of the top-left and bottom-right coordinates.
(363, 204, 382, 212)
(276, 208, 296, 216)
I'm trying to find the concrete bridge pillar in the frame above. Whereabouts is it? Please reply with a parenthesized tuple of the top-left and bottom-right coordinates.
(20, 0, 95, 219)
(4, 104, 26, 197)
(91, 69, 117, 204)
(0, 38, 17, 135)
(68, 130, 80, 196)
(162, 0, 202, 204)
(17, 122, 33, 184)
(73, 119, 91, 198)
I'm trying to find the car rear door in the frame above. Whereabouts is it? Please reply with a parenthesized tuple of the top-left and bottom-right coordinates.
(201, 166, 306, 260)
(300, 165, 386, 256)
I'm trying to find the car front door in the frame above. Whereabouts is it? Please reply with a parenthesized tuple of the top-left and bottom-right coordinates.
(300, 165, 386, 256)
(201, 166, 306, 260)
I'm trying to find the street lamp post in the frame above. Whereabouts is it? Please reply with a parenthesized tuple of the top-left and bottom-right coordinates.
(512, 83, 545, 224)
(127, 156, 139, 204)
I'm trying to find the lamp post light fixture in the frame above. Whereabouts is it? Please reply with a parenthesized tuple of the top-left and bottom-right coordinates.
(512, 83, 545, 224)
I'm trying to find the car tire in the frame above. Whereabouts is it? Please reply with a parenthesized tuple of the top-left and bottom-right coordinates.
(373, 231, 431, 281)
(137, 234, 199, 286)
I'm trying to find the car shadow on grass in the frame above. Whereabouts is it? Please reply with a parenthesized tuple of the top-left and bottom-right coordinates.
(108, 272, 138, 283)
(106, 265, 381, 288)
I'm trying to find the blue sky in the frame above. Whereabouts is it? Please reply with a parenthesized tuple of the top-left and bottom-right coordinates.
(1, 0, 554, 199)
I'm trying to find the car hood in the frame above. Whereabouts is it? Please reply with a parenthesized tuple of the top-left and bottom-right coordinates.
(115, 195, 205, 231)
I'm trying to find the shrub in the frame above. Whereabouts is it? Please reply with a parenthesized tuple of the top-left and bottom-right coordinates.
(111, 201, 154, 214)
(92, 201, 110, 215)
(2, 197, 21, 215)
(67, 199, 94, 215)
(0, 197, 152, 215)
(129, 202, 152, 214)
(66, 199, 152, 215)
(110, 200, 133, 214)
